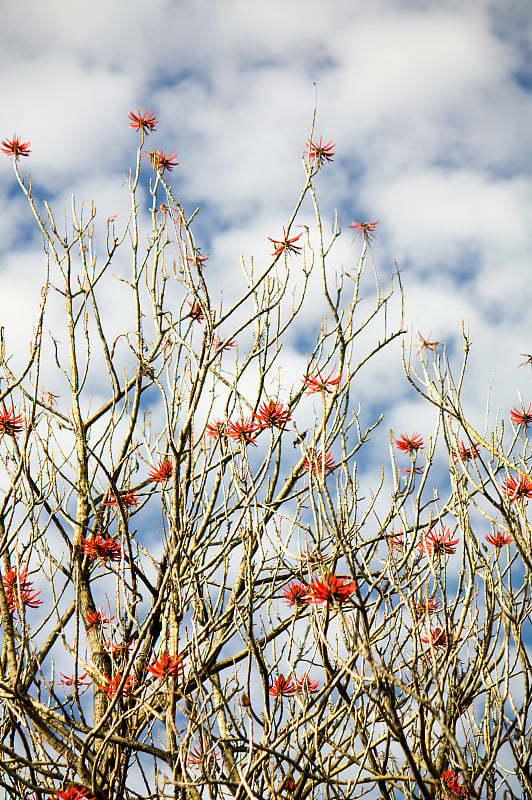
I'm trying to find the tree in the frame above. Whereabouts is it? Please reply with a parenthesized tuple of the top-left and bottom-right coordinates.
(0, 114, 530, 800)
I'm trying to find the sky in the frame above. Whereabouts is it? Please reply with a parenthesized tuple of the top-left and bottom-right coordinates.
(1, 0, 532, 465)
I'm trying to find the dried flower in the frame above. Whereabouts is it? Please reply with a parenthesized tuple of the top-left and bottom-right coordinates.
(269, 674, 296, 697)
(227, 418, 258, 446)
(421, 627, 450, 649)
(2, 568, 42, 613)
(418, 527, 459, 556)
(1, 134, 31, 159)
(81, 534, 122, 564)
(304, 136, 335, 167)
(282, 581, 310, 608)
(502, 474, 532, 503)
(485, 531, 513, 548)
(0, 408, 24, 437)
(148, 459, 173, 483)
(85, 608, 115, 632)
(102, 490, 138, 510)
(440, 769, 466, 799)
(254, 399, 292, 431)
(205, 419, 227, 439)
(511, 403, 532, 429)
(128, 109, 158, 133)
(395, 432, 423, 454)
(416, 331, 441, 356)
(186, 300, 204, 323)
(296, 675, 319, 694)
(302, 366, 342, 395)
(98, 672, 135, 698)
(282, 777, 297, 793)
(348, 220, 378, 243)
(268, 227, 303, 257)
(302, 450, 336, 475)
(147, 652, 185, 682)
(307, 574, 357, 605)
(41, 390, 59, 405)
(453, 441, 480, 463)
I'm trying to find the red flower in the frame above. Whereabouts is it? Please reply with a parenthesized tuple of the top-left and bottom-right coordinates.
(57, 672, 90, 687)
(145, 148, 179, 179)
(421, 627, 450, 649)
(146, 652, 185, 682)
(296, 675, 319, 694)
(418, 527, 459, 556)
(304, 136, 335, 167)
(0, 408, 24, 437)
(2, 568, 41, 613)
(282, 581, 310, 608)
(211, 336, 235, 353)
(440, 769, 467, 799)
(511, 403, 532, 429)
(102, 490, 138, 510)
(302, 366, 342, 395)
(254, 399, 292, 431)
(348, 220, 378, 243)
(205, 419, 227, 439)
(416, 330, 441, 356)
(307, 574, 357, 605)
(85, 607, 115, 631)
(41, 390, 59, 405)
(81, 534, 122, 564)
(399, 466, 424, 477)
(128, 109, 158, 133)
(268, 227, 303, 257)
(187, 250, 209, 268)
(106, 639, 133, 658)
(55, 787, 95, 800)
(485, 530, 513, 548)
(98, 672, 135, 698)
(388, 533, 404, 552)
(502, 474, 532, 503)
(453, 441, 480, 463)
(395, 431, 423, 454)
(187, 745, 220, 770)
(148, 459, 173, 483)
(1, 134, 31, 160)
(269, 674, 296, 697)
(412, 595, 440, 619)
(227, 418, 258, 446)
(302, 450, 336, 475)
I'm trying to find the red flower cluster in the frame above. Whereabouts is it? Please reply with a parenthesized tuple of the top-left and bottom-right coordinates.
(187, 746, 220, 770)
(307, 574, 357, 605)
(81, 534, 122, 564)
(510, 403, 532, 429)
(205, 419, 227, 439)
(128, 109, 158, 133)
(453, 441, 480, 463)
(106, 639, 133, 658)
(418, 527, 459, 557)
(147, 652, 185, 682)
(416, 330, 441, 356)
(147, 459, 173, 483)
(304, 136, 335, 168)
(421, 627, 450, 649)
(254, 399, 291, 431)
(485, 530, 512, 548)
(282, 581, 310, 608)
(296, 675, 319, 694)
(269, 674, 296, 697)
(1, 134, 31, 160)
(395, 431, 423, 454)
(412, 595, 440, 619)
(211, 336, 235, 353)
(103, 490, 138, 510)
(2, 568, 42, 613)
(98, 672, 135, 698)
(268, 227, 303, 257)
(440, 768, 467, 799)
(85, 607, 115, 631)
(57, 672, 90, 687)
(227, 418, 258, 446)
(502, 474, 532, 503)
(302, 450, 336, 476)
(348, 220, 378, 243)
(55, 787, 95, 800)
(0, 408, 24, 437)
(186, 300, 204, 322)
(145, 148, 179, 179)
(302, 366, 342, 395)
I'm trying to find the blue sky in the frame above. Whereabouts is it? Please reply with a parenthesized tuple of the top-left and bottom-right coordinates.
(1, 0, 532, 453)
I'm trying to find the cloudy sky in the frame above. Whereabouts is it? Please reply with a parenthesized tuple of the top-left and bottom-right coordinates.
(1, 0, 532, 462)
